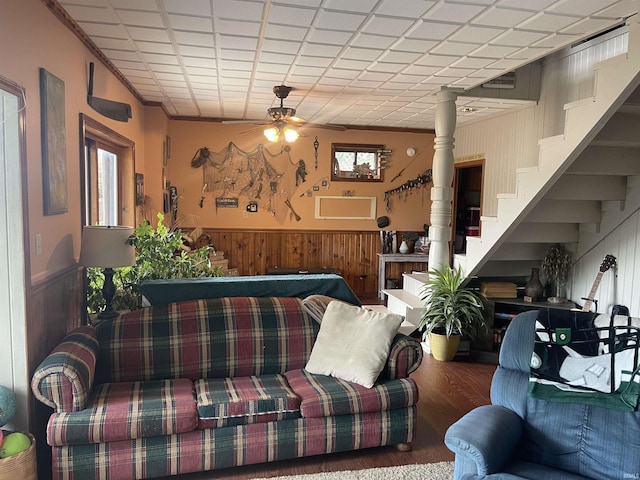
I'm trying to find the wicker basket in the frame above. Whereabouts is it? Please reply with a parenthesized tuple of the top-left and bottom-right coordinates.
(0, 433, 37, 480)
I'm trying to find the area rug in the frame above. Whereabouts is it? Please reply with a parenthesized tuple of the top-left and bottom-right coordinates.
(251, 462, 454, 480)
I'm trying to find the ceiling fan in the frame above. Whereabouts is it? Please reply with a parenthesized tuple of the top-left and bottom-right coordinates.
(223, 85, 345, 142)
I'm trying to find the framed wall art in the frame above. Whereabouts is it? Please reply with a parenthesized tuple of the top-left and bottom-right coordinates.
(40, 68, 68, 215)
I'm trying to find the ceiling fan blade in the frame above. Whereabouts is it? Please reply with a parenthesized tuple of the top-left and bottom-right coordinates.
(222, 119, 270, 125)
(300, 122, 347, 131)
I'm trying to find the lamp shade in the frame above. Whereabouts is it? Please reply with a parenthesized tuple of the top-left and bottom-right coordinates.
(79, 225, 135, 268)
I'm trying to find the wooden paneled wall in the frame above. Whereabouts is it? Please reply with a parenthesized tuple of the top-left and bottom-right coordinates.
(28, 266, 83, 480)
(204, 229, 428, 297)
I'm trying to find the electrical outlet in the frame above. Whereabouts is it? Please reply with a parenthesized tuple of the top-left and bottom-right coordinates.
(35, 234, 42, 255)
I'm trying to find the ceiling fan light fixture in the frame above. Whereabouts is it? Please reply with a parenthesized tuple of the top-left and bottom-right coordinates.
(283, 126, 299, 143)
(263, 126, 280, 142)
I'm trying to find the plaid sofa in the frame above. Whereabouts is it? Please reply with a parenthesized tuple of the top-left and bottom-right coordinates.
(32, 296, 423, 479)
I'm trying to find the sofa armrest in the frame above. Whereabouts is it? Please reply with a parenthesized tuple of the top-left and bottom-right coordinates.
(444, 405, 523, 476)
(382, 334, 423, 379)
(31, 326, 99, 413)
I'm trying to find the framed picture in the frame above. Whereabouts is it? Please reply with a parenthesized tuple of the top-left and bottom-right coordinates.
(40, 68, 68, 215)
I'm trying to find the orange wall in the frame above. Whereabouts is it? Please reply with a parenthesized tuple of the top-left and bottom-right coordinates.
(168, 121, 435, 232)
(1, 0, 159, 283)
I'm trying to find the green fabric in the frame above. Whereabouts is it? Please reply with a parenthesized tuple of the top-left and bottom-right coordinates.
(138, 274, 361, 306)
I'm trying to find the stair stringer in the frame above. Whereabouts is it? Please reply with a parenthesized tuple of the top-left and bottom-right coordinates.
(457, 14, 640, 278)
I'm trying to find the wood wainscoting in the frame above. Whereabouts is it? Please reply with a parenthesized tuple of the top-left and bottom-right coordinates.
(203, 229, 429, 298)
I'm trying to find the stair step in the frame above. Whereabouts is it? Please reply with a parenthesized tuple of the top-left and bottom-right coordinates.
(363, 304, 419, 336)
(402, 272, 429, 297)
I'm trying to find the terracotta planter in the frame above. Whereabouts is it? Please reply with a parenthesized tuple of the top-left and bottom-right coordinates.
(429, 332, 461, 361)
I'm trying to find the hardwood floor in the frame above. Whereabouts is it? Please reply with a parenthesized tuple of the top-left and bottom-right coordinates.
(172, 355, 496, 479)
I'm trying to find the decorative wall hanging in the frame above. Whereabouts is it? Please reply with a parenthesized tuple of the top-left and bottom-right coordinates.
(87, 62, 132, 122)
(191, 142, 301, 224)
(315, 196, 376, 220)
(40, 68, 68, 215)
(314, 136, 319, 170)
(383, 169, 433, 213)
(299, 177, 330, 198)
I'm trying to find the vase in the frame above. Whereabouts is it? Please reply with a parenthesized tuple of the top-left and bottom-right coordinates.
(429, 332, 461, 361)
(399, 240, 410, 254)
(524, 268, 543, 302)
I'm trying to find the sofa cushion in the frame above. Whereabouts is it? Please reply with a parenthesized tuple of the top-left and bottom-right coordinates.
(284, 369, 418, 418)
(95, 297, 319, 384)
(196, 375, 301, 428)
(47, 378, 197, 446)
(304, 301, 403, 388)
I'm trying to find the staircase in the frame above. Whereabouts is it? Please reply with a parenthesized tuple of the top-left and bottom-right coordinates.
(456, 15, 640, 280)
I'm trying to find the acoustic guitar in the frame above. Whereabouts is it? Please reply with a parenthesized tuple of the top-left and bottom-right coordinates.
(581, 254, 616, 312)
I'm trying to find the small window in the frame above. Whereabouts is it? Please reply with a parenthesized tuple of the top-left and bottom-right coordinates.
(331, 143, 385, 182)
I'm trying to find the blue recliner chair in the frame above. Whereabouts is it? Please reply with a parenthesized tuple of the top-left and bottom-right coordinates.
(445, 310, 640, 480)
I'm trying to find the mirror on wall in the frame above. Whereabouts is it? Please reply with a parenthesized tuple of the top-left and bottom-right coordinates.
(331, 143, 385, 182)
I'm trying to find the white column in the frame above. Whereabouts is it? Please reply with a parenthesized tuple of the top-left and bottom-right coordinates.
(428, 88, 458, 271)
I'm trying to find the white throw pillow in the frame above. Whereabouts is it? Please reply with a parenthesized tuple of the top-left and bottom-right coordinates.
(305, 301, 404, 388)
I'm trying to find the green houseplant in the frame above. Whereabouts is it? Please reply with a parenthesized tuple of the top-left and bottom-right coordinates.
(87, 213, 223, 315)
(418, 264, 486, 361)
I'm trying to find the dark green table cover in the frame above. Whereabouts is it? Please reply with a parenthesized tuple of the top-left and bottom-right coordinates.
(138, 274, 361, 306)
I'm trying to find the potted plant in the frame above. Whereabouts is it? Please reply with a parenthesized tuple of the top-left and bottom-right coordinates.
(541, 244, 572, 303)
(418, 265, 486, 361)
(86, 213, 223, 315)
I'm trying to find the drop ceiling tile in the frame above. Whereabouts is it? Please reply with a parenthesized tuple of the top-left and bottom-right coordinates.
(118, 68, 154, 79)
(359, 71, 395, 82)
(550, 0, 619, 16)
(520, 12, 580, 32)
(215, 19, 262, 36)
(533, 32, 580, 48)
(262, 39, 302, 54)
(497, 0, 558, 10)
(219, 49, 255, 61)
(134, 41, 175, 54)
(333, 58, 372, 70)
(306, 28, 354, 45)
(486, 58, 525, 70)
(93, 37, 137, 51)
(142, 53, 179, 65)
(257, 62, 292, 74)
(290, 65, 327, 76)
(431, 41, 481, 56)
(473, 7, 537, 28)
(450, 25, 505, 44)
(469, 44, 520, 58)
(368, 62, 406, 74)
(181, 54, 217, 66)
(269, 5, 317, 26)
(115, 10, 164, 27)
(314, 11, 367, 31)
(375, 0, 436, 18)
(451, 56, 495, 69)
(402, 64, 440, 75)
(378, 51, 422, 63)
(264, 23, 308, 41)
(508, 46, 552, 60)
(61, 5, 118, 23)
(562, 17, 621, 35)
(317, 77, 353, 87)
(362, 16, 415, 37)
(78, 22, 129, 39)
(212, 0, 264, 21)
(299, 42, 342, 57)
(127, 26, 172, 42)
(103, 49, 140, 62)
(351, 33, 397, 49)
(218, 59, 253, 71)
(343, 47, 384, 61)
(217, 34, 258, 50)
(324, 0, 379, 13)
(408, 21, 461, 40)
(259, 52, 296, 64)
(325, 68, 361, 80)
(149, 64, 184, 74)
(423, 2, 486, 23)
(174, 31, 215, 47)
(295, 56, 334, 67)
(166, 14, 212, 32)
(595, 0, 638, 18)
(163, 0, 212, 17)
(492, 30, 548, 47)
(112, 59, 149, 71)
